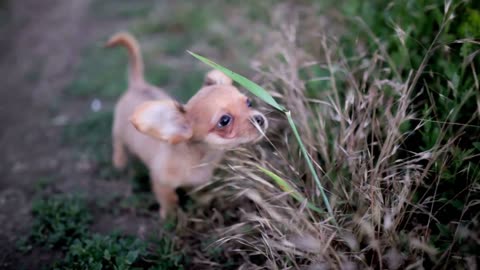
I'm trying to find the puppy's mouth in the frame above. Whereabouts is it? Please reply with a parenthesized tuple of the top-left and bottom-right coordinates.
(206, 132, 265, 150)
(218, 136, 259, 150)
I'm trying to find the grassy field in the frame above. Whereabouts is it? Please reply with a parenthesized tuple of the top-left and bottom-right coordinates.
(3, 0, 479, 269)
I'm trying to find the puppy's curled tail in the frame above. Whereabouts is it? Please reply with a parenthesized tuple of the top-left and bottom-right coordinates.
(105, 32, 145, 86)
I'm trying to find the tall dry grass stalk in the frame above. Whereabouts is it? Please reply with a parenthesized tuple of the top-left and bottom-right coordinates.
(185, 3, 478, 269)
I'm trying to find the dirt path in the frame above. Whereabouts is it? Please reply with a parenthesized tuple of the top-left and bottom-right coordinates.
(0, 0, 92, 181)
(0, 0, 151, 268)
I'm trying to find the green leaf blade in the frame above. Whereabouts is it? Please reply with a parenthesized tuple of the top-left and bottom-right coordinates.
(257, 165, 323, 214)
(188, 51, 286, 112)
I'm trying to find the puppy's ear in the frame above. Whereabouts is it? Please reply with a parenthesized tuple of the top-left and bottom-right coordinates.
(130, 100, 192, 144)
(204, 70, 233, 86)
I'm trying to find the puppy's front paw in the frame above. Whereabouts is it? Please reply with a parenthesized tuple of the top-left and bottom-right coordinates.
(159, 207, 169, 220)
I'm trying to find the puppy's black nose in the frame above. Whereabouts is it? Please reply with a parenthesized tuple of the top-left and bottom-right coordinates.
(253, 114, 265, 127)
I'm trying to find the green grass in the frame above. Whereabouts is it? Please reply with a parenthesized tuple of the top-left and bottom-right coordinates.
(0, 0, 10, 26)
(53, 233, 148, 270)
(62, 110, 163, 182)
(27, 195, 92, 249)
(117, 160, 158, 214)
(131, 1, 223, 58)
(146, 64, 173, 86)
(33, 176, 56, 192)
(24, 193, 185, 269)
(90, 0, 154, 19)
(173, 69, 205, 103)
(147, 236, 186, 270)
(67, 46, 128, 98)
(161, 35, 192, 56)
(338, 0, 480, 258)
(54, 0, 477, 268)
(133, 2, 212, 35)
(67, 45, 173, 98)
(47, 219, 186, 270)
(63, 110, 117, 179)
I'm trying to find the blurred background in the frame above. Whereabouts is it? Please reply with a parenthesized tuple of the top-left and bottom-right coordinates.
(0, 1, 274, 268)
(0, 0, 479, 269)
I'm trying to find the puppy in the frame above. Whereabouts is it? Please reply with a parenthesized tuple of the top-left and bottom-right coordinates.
(106, 32, 268, 218)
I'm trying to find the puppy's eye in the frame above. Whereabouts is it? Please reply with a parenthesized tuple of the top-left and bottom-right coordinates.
(217, 114, 232, 128)
(246, 98, 252, 107)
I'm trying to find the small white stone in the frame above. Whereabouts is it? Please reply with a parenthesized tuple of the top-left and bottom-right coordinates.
(91, 98, 102, 112)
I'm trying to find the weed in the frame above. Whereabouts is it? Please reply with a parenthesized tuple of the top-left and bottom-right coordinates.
(28, 195, 92, 249)
(53, 233, 147, 270)
(25, 193, 184, 269)
(52, 233, 185, 270)
(148, 236, 186, 270)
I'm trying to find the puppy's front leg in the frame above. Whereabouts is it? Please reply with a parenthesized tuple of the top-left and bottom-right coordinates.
(152, 180, 178, 219)
(112, 139, 127, 170)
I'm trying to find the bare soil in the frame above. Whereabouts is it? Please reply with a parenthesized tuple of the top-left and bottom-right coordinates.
(0, 0, 157, 268)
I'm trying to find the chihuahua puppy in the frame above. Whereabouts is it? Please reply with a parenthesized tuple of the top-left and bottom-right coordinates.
(106, 32, 267, 218)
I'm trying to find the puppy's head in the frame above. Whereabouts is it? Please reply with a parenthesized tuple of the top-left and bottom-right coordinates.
(130, 70, 267, 149)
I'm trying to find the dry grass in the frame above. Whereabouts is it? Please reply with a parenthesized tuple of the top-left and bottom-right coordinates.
(179, 2, 479, 269)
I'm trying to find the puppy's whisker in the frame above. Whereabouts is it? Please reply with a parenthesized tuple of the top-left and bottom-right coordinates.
(263, 110, 277, 116)
(191, 162, 213, 169)
(251, 119, 266, 135)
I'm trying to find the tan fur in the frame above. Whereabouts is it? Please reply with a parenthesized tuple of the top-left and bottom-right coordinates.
(108, 32, 268, 218)
(105, 32, 145, 86)
(203, 69, 233, 86)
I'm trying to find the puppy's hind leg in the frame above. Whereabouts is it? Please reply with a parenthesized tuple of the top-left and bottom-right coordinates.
(112, 115, 128, 170)
(112, 135, 128, 170)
